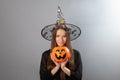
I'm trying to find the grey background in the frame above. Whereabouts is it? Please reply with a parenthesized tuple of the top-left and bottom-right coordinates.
(0, 0, 120, 80)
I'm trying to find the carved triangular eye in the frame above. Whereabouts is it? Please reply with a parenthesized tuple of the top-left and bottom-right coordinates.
(61, 49, 65, 52)
(56, 49, 60, 52)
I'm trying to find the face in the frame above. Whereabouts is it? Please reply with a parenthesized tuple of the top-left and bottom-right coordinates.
(56, 29, 67, 46)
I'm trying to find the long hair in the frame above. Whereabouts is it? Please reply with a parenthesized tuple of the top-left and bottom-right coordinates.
(47, 24, 75, 80)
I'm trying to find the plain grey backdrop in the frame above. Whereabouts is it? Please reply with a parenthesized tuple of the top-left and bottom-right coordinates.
(0, 0, 120, 80)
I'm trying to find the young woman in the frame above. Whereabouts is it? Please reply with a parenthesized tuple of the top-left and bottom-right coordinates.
(40, 24, 82, 80)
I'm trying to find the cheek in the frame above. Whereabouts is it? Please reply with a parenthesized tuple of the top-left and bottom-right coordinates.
(55, 38, 59, 44)
(55, 37, 58, 42)
(63, 37, 67, 42)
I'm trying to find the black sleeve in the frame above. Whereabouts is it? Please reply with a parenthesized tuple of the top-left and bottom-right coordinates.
(69, 50, 82, 80)
(39, 50, 53, 80)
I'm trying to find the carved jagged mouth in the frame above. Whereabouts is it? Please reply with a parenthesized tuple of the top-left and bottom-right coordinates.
(55, 53, 66, 60)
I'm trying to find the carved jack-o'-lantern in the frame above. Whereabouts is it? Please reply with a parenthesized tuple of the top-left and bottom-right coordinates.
(51, 46, 71, 63)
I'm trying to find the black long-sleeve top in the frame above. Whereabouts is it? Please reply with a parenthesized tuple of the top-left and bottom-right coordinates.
(39, 49, 82, 80)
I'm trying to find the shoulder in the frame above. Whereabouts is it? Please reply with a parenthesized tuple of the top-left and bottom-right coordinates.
(73, 49, 81, 56)
(41, 49, 51, 58)
(42, 49, 51, 54)
(73, 49, 82, 60)
(73, 49, 82, 64)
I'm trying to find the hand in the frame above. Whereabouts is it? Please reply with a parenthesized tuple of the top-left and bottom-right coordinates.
(60, 59, 71, 76)
(50, 53, 61, 75)
(61, 59, 68, 69)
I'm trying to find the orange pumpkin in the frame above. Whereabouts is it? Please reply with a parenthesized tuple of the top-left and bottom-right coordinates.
(51, 46, 71, 63)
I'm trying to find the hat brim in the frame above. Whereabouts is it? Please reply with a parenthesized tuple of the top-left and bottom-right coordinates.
(41, 23, 81, 41)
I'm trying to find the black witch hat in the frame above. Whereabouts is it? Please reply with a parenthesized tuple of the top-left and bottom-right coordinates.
(41, 6, 81, 41)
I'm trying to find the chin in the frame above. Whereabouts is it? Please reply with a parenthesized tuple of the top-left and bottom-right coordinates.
(58, 44, 64, 47)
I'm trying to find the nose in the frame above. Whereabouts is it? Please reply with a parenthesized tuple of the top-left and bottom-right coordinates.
(60, 36, 64, 41)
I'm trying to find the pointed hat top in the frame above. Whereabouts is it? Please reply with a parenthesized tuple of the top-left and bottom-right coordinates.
(56, 5, 65, 25)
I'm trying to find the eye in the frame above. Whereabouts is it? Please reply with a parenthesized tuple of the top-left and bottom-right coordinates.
(63, 35, 66, 37)
(56, 35, 60, 37)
